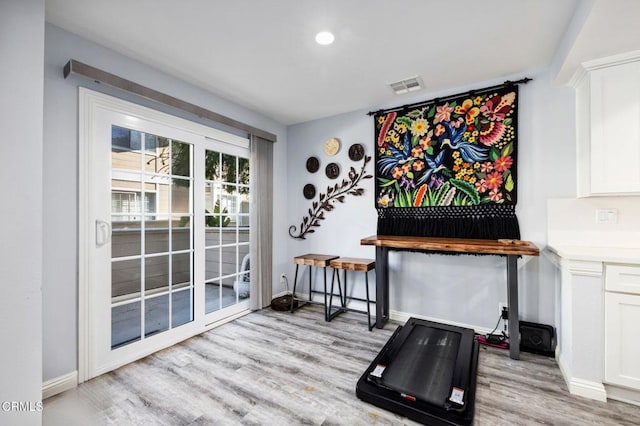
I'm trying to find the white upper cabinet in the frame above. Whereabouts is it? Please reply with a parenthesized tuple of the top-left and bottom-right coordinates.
(573, 51, 640, 196)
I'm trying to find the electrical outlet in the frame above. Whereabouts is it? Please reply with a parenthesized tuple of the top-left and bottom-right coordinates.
(280, 273, 286, 283)
(501, 307, 509, 320)
(499, 302, 508, 317)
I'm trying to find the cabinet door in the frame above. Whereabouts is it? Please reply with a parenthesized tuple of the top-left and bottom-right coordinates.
(605, 292, 640, 389)
(590, 61, 640, 194)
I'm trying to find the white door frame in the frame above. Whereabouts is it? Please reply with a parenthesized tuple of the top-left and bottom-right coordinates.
(78, 88, 251, 382)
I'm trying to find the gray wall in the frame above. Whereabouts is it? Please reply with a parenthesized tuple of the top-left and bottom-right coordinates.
(0, 1, 44, 424)
(42, 24, 289, 382)
(285, 71, 576, 330)
(42, 18, 576, 383)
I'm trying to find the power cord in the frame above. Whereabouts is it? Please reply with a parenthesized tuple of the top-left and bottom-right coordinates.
(283, 275, 290, 293)
(487, 314, 502, 336)
(483, 313, 508, 345)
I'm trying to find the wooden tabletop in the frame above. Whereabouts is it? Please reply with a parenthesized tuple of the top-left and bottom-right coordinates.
(360, 235, 539, 257)
(294, 253, 339, 267)
(329, 257, 375, 272)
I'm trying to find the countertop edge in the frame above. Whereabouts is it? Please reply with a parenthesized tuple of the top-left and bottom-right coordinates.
(547, 244, 640, 264)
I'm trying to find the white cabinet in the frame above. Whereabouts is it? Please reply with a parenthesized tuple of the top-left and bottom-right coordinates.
(574, 51, 640, 196)
(552, 247, 640, 403)
(604, 264, 640, 390)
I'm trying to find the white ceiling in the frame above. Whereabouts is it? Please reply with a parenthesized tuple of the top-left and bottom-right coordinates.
(554, 0, 640, 84)
(45, 0, 580, 125)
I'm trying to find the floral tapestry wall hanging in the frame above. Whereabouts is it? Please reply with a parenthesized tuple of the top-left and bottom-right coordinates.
(373, 81, 527, 240)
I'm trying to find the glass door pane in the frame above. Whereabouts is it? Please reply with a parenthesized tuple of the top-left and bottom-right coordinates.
(204, 150, 250, 314)
(110, 125, 194, 349)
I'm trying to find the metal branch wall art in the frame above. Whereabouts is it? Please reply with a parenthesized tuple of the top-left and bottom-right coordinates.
(289, 155, 372, 239)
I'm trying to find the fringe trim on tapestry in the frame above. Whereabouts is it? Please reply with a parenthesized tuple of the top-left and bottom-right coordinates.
(377, 204, 520, 240)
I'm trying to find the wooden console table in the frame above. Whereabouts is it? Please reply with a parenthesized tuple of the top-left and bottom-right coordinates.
(360, 235, 539, 360)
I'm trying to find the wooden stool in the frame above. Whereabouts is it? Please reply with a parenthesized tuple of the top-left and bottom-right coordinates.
(327, 257, 376, 331)
(290, 254, 338, 321)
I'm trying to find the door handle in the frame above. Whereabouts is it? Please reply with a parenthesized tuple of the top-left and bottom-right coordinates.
(96, 220, 112, 247)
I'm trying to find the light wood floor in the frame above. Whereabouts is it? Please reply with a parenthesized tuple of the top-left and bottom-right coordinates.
(44, 305, 640, 425)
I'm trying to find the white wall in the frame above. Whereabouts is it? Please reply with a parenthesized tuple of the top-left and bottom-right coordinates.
(0, 1, 44, 424)
(285, 70, 577, 330)
(42, 24, 289, 382)
(548, 196, 640, 248)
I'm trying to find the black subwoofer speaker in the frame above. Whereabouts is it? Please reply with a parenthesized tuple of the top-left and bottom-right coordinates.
(519, 321, 556, 357)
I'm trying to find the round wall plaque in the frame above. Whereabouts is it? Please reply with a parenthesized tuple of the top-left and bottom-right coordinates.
(325, 162, 340, 179)
(323, 138, 340, 156)
(306, 156, 320, 173)
(303, 183, 316, 199)
(348, 143, 365, 161)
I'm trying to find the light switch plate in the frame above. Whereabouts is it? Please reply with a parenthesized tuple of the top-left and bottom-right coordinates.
(595, 209, 618, 224)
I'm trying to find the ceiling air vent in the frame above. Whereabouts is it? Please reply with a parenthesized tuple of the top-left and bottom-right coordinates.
(389, 76, 422, 94)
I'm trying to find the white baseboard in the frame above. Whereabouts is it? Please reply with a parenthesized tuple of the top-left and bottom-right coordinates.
(272, 290, 291, 298)
(288, 293, 497, 335)
(606, 384, 640, 407)
(556, 349, 571, 388)
(338, 298, 376, 317)
(389, 310, 495, 335)
(556, 352, 607, 402)
(297, 293, 377, 317)
(568, 378, 607, 402)
(42, 371, 78, 399)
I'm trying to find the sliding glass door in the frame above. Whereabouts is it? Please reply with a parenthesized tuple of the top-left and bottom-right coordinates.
(81, 89, 251, 379)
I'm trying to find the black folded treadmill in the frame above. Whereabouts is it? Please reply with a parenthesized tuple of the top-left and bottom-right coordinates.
(356, 318, 479, 425)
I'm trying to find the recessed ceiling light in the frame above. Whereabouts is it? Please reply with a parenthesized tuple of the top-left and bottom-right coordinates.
(315, 31, 335, 46)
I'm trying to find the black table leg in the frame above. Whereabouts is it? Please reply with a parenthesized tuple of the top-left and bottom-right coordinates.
(342, 269, 348, 307)
(375, 246, 389, 328)
(290, 264, 300, 313)
(308, 265, 312, 302)
(323, 266, 328, 321)
(507, 254, 519, 360)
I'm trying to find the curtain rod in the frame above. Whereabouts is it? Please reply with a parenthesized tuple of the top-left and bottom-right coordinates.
(367, 77, 532, 117)
(63, 59, 277, 143)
